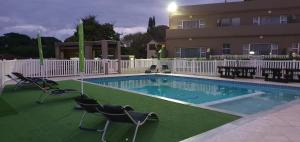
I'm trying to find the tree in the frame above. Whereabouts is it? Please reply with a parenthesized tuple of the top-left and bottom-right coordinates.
(147, 16, 156, 33)
(0, 32, 61, 59)
(65, 15, 120, 42)
(152, 16, 156, 28)
(122, 33, 151, 58)
(41, 37, 61, 58)
(148, 25, 169, 42)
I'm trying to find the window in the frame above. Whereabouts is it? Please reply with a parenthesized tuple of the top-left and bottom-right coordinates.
(243, 44, 250, 55)
(182, 20, 199, 29)
(243, 43, 278, 55)
(199, 19, 206, 28)
(253, 17, 260, 25)
(280, 16, 288, 24)
(149, 44, 156, 50)
(291, 43, 300, 54)
(231, 18, 241, 26)
(218, 17, 240, 27)
(223, 43, 231, 54)
(175, 48, 181, 57)
(176, 48, 206, 58)
(181, 19, 206, 29)
(253, 15, 289, 25)
(270, 44, 279, 55)
(220, 18, 231, 27)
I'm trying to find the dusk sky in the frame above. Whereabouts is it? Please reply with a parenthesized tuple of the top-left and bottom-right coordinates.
(0, 0, 241, 40)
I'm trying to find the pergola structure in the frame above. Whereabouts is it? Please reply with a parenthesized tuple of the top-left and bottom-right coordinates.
(55, 40, 121, 60)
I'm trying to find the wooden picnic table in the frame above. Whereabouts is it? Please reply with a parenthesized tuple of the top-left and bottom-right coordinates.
(262, 68, 300, 82)
(217, 66, 256, 79)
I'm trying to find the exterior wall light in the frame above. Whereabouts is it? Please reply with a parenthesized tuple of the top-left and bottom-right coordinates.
(167, 2, 178, 13)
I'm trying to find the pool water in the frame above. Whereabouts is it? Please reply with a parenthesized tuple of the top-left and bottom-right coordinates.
(84, 75, 300, 115)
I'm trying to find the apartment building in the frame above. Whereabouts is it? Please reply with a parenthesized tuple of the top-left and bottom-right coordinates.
(166, 0, 300, 58)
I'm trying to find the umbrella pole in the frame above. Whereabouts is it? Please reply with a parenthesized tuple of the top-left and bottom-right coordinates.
(81, 72, 84, 95)
(75, 72, 84, 110)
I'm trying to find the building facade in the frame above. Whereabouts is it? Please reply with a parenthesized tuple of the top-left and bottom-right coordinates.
(55, 40, 121, 59)
(166, 0, 300, 58)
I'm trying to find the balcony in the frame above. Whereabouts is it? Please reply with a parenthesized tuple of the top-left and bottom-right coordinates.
(166, 23, 300, 39)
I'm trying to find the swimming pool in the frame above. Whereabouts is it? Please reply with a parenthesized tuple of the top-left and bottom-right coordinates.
(84, 75, 300, 115)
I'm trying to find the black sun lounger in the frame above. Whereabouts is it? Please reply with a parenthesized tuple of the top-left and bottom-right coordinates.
(161, 65, 171, 73)
(97, 104, 159, 142)
(74, 95, 134, 132)
(24, 77, 79, 103)
(145, 65, 158, 73)
(11, 72, 58, 89)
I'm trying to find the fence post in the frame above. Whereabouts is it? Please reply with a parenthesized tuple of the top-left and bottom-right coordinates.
(214, 60, 218, 76)
(192, 59, 195, 74)
(172, 59, 176, 73)
(0, 60, 3, 91)
(44, 59, 47, 78)
(73, 60, 77, 76)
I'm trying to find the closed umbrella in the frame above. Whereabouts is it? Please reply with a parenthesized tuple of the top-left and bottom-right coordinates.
(37, 32, 45, 80)
(79, 20, 85, 95)
(37, 32, 44, 66)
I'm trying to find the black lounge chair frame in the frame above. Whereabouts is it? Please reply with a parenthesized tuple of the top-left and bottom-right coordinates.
(22, 77, 79, 103)
(74, 96, 134, 132)
(97, 105, 158, 142)
(11, 72, 58, 89)
(145, 65, 158, 73)
(161, 65, 171, 73)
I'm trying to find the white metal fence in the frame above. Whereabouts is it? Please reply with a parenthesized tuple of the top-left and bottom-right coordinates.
(121, 59, 159, 73)
(121, 59, 300, 78)
(0, 59, 119, 89)
(210, 55, 300, 60)
(2, 58, 300, 91)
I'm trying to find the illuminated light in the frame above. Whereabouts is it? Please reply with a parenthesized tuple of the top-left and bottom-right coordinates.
(167, 2, 178, 13)
(249, 51, 255, 55)
(268, 10, 272, 14)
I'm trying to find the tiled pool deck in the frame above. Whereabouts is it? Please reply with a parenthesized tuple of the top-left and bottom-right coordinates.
(182, 99, 300, 142)
(3, 73, 300, 142)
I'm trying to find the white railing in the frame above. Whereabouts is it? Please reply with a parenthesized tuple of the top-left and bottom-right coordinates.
(210, 54, 300, 60)
(2, 58, 300, 91)
(1, 59, 119, 78)
(171, 59, 300, 77)
(121, 59, 159, 73)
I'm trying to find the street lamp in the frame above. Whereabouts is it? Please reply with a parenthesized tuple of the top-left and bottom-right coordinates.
(167, 2, 178, 28)
(167, 2, 178, 13)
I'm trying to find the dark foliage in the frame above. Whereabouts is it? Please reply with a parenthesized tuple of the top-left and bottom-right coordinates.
(65, 15, 120, 42)
(0, 32, 61, 59)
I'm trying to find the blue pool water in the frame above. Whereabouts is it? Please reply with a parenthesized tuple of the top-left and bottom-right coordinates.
(84, 75, 300, 115)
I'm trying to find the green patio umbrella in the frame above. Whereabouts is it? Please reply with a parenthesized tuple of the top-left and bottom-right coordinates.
(159, 46, 166, 59)
(37, 32, 44, 65)
(79, 20, 85, 95)
(37, 32, 45, 79)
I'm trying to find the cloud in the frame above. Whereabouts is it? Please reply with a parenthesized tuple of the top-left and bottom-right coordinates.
(47, 28, 75, 40)
(3, 25, 48, 33)
(0, 16, 11, 23)
(1, 24, 75, 40)
(114, 26, 147, 36)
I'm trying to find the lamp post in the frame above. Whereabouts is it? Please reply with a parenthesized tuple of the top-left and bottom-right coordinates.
(167, 2, 178, 28)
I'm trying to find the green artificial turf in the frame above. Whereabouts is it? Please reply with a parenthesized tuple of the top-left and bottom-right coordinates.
(0, 97, 18, 117)
(0, 80, 240, 142)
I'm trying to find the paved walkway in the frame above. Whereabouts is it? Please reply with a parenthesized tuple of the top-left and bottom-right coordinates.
(182, 100, 300, 142)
